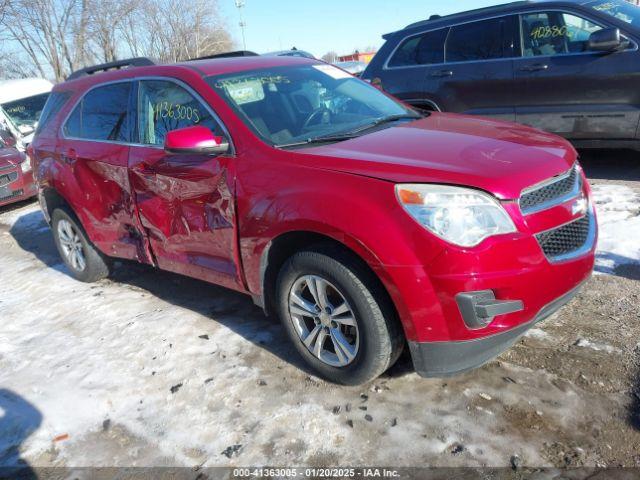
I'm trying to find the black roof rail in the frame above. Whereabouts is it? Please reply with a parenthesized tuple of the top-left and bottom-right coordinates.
(403, 1, 532, 30)
(188, 50, 259, 61)
(67, 57, 156, 81)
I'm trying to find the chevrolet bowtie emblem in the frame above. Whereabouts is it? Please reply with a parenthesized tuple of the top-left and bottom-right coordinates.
(572, 197, 588, 216)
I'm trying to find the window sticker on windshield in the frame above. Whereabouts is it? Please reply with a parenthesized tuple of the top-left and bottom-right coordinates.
(223, 79, 265, 105)
(592, 2, 616, 11)
(312, 64, 352, 80)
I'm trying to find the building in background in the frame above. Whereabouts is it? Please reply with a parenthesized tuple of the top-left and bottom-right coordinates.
(338, 50, 377, 64)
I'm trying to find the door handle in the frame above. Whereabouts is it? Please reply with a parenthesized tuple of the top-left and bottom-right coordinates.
(62, 148, 77, 165)
(431, 70, 453, 78)
(519, 64, 549, 72)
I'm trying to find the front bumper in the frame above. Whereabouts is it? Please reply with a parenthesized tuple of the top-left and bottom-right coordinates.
(408, 281, 585, 377)
(0, 167, 36, 207)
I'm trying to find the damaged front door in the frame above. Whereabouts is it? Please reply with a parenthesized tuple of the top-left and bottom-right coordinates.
(129, 79, 242, 291)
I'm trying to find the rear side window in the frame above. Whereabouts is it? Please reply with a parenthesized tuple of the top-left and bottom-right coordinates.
(446, 17, 507, 62)
(35, 92, 71, 135)
(137, 80, 223, 146)
(387, 28, 448, 67)
(64, 82, 132, 142)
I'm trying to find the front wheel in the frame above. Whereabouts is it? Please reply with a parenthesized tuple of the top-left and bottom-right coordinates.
(276, 248, 403, 385)
(51, 207, 111, 283)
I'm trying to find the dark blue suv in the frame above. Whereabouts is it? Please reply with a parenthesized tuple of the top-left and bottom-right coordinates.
(363, 0, 640, 150)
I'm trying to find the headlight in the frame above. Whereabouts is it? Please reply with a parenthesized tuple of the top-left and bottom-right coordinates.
(21, 159, 32, 174)
(395, 184, 516, 247)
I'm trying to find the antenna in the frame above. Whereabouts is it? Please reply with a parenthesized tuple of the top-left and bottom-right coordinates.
(235, 0, 247, 51)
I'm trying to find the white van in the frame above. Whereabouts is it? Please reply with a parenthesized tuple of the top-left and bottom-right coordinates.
(0, 78, 53, 147)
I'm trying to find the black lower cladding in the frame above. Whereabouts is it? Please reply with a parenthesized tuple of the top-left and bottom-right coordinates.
(409, 281, 585, 378)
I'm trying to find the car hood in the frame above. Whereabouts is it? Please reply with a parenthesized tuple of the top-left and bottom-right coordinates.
(0, 147, 24, 169)
(300, 113, 577, 200)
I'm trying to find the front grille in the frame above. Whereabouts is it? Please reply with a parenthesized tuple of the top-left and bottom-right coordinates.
(0, 172, 18, 187)
(536, 212, 592, 260)
(520, 165, 579, 214)
(0, 188, 23, 201)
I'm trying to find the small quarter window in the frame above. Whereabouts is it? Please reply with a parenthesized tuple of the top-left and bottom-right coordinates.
(388, 28, 448, 67)
(36, 92, 71, 135)
(137, 80, 223, 146)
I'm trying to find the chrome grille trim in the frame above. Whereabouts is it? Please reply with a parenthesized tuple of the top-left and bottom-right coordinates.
(519, 164, 581, 215)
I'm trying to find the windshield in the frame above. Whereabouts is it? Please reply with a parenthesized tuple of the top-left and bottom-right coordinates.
(207, 64, 417, 147)
(587, 0, 640, 26)
(1, 92, 50, 129)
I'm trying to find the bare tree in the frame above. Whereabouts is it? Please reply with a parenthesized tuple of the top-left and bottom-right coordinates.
(0, 0, 91, 81)
(321, 51, 339, 64)
(0, 0, 234, 80)
(134, 0, 233, 63)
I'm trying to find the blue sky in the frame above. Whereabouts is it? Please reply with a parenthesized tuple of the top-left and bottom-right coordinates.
(218, 0, 499, 57)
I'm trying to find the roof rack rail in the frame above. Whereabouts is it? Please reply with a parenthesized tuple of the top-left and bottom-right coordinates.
(67, 57, 156, 81)
(188, 50, 259, 61)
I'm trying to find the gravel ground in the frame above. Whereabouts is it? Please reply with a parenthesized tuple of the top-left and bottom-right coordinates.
(0, 150, 638, 471)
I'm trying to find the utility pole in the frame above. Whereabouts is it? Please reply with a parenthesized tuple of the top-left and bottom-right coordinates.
(235, 0, 247, 51)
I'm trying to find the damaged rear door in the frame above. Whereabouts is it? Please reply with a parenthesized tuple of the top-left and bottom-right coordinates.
(128, 78, 242, 291)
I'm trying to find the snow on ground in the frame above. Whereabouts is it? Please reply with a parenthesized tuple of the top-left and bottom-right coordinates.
(592, 183, 640, 274)
(0, 171, 639, 469)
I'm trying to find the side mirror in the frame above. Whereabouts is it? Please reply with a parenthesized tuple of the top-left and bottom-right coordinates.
(588, 27, 625, 52)
(164, 125, 229, 155)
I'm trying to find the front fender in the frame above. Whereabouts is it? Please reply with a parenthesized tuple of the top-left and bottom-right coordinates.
(236, 159, 446, 341)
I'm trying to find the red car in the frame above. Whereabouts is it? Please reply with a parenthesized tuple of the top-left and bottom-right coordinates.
(30, 56, 596, 385)
(0, 136, 36, 207)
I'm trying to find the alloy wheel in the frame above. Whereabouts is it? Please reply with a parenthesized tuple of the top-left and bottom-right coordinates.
(57, 219, 86, 272)
(288, 275, 359, 367)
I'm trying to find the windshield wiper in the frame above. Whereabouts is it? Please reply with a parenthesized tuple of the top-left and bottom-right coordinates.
(275, 113, 423, 149)
(275, 132, 360, 149)
(347, 113, 423, 135)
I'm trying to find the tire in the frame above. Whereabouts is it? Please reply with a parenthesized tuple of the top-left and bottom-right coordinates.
(51, 207, 111, 283)
(276, 246, 404, 385)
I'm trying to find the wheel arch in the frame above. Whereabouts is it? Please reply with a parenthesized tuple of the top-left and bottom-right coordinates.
(258, 230, 403, 336)
(40, 187, 73, 224)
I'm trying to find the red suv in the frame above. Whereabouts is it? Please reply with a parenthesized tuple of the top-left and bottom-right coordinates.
(30, 55, 596, 385)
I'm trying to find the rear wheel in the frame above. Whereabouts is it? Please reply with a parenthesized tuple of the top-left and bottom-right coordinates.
(51, 208, 111, 283)
(276, 247, 403, 385)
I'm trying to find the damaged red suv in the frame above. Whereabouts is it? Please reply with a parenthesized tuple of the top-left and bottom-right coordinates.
(30, 55, 596, 385)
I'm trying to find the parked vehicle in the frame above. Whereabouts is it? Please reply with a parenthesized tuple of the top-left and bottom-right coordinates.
(31, 55, 596, 385)
(0, 135, 36, 207)
(363, 0, 640, 150)
(264, 48, 316, 59)
(0, 78, 53, 147)
(335, 61, 368, 77)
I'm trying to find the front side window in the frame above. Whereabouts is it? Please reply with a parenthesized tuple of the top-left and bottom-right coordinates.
(587, 0, 640, 26)
(388, 28, 448, 67)
(207, 64, 418, 147)
(521, 12, 604, 57)
(446, 17, 507, 62)
(1, 92, 50, 129)
(64, 83, 131, 142)
(137, 80, 223, 146)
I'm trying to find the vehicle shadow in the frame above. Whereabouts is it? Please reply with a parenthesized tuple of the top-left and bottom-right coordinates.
(595, 252, 640, 281)
(578, 148, 640, 181)
(7, 210, 417, 381)
(0, 389, 41, 479)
